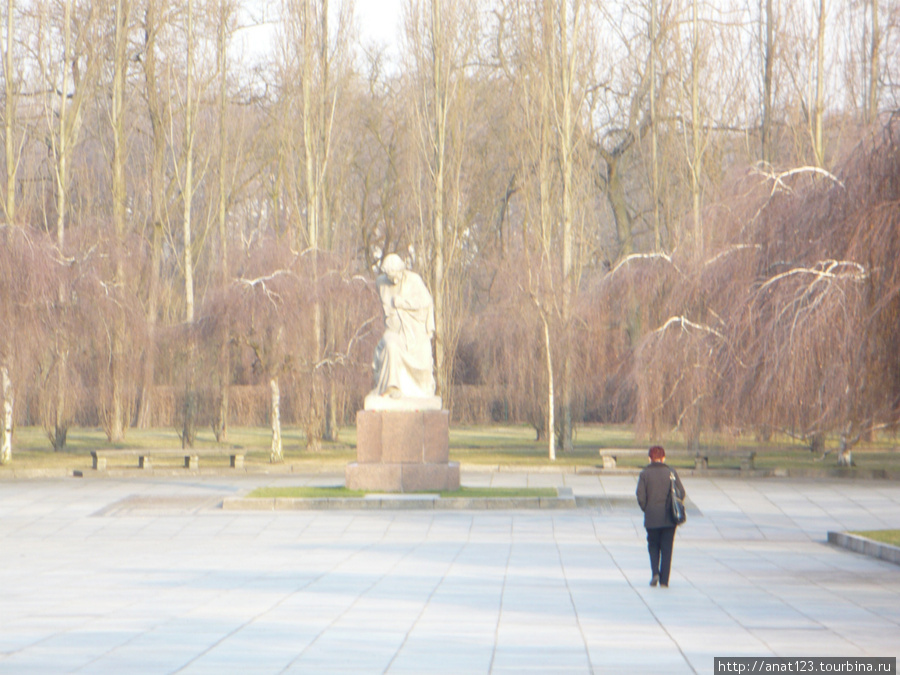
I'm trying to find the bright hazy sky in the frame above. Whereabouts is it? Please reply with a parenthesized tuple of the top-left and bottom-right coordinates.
(356, 0, 404, 55)
(237, 0, 405, 69)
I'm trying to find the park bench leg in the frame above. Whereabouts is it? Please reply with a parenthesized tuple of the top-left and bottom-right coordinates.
(231, 454, 244, 469)
(93, 455, 106, 470)
(139, 456, 151, 469)
(602, 456, 617, 470)
(186, 455, 199, 469)
(694, 456, 708, 470)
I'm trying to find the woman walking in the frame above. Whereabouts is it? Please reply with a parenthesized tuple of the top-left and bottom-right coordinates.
(636, 445, 686, 587)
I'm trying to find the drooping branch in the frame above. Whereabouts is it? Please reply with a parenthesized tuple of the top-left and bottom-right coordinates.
(607, 252, 680, 279)
(313, 315, 378, 370)
(757, 260, 868, 292)
(753, 163, 846, 195)
(650, 315, 724, 340)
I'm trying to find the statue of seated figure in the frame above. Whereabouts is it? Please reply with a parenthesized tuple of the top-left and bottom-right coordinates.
(365, 254, 441, 411)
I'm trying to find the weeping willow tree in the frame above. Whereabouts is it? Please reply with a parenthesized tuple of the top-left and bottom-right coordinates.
(632, 120, 900, 465)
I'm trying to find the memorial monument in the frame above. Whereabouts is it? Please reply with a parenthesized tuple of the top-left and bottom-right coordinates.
(345, 254, 459, 492)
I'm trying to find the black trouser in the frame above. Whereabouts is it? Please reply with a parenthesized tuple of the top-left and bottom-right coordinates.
(646, 526, 677, 585)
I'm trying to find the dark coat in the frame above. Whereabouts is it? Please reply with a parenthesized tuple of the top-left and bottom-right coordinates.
(636, 462, 686, 529)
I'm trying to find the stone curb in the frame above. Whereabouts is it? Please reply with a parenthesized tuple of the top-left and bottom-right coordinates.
(220, 490, 632, 512)
(827, 531, 900, 566)
(0, 468, 76, 479)
(5, 463, 897, 482)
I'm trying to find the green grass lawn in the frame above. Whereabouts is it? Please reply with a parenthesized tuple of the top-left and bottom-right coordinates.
(2, 423, 899, 474)
(246, 485, 557, 499)
(1, 426, 358, 471)
(851, 530, 900, 547)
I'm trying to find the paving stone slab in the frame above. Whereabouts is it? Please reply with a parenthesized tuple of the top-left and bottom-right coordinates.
(1, 473, 899, 674)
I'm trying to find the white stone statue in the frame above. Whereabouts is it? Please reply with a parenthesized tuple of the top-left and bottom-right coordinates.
(364, 254, 441, 411)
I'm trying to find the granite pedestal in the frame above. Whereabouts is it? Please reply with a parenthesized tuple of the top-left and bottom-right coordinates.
(346, 408, 460, 492)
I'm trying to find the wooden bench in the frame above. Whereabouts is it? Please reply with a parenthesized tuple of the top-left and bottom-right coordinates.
(599, 449, 756, 471)
(91, 448, 245, 471)
(598, 449, 647, 469)
(694, 450, 756, 471)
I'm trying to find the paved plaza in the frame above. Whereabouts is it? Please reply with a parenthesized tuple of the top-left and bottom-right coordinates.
(1, 470, 899, 674)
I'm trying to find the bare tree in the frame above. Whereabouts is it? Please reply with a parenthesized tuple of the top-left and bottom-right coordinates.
(0, 355, 10, 464)
(813, 0, 827, 167)
(632, 119, 900, 463)
(402, 0, 478, 409)
(135, 0, 171, 430)
(492, 0, 599, 455)
(2, 0, 18, 223)
(0, 0, 17, 462)
(106, 0, 132, 442)
(0, 228, 59, 463)
(867, 0, 880, 124)
(178, 0, 199, 446)
(270, 0, 354, 448)
(554, 0, 590, 453)
(649, 0, 661, 248)
(205, 240, 375, 461)
(760, 0, 776, 162)
(493, 0, 557, 455)
(688, 0, 704, 258)
(31, 0, 102, 448)
(211, 0, 238, 442)
(842, 0, 883, 126)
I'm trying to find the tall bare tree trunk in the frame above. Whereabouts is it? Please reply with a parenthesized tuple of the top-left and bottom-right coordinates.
(56, 0, 70, 252)
(557, 0, 582, 454)
(52, 335, 68, 450)
(45, 0, 99, 444)
(324, 303, 339, 442)
(321, 16, 338, 441)
(300, 0, 325, 450)
(598, 149, 633, 259)
(541, 311, 555, 461)
(136, 0, 166, 430)
(301, 0, 319, 254)
(181, 0, 197, 448)
(1, 365, 11, 464)
(650, 0, 660, 250)
(761, 0, 774, 163)
(867, 0, 879, 125)
(538, 0, 554, 450)
(813, 0, 826, 168)
(690, 0, 703, 259)
(183, 1, 195, 325)
(539, 0, 552, 258)
(1, 22, 19, 470)
(214, 0, 232, 442)
(52, 0, 73, 449)
(270, 377, 283, 462)
(109, 0, 130, 442)
(137, 221, 162, 430)
(4, 0, 15, 223)
(1, 6, 20, 462)
(430, 0, 448, 401)
(837, 433, 854, 467)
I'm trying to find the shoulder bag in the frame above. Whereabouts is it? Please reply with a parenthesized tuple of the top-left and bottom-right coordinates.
(668, 469, 687, 525)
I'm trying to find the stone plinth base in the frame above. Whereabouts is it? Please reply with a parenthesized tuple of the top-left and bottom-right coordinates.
(363, 393, 443, 412)
(346, 409, 459, 492)
(345, 461, 460, 493)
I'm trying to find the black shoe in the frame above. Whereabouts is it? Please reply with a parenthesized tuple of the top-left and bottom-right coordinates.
(650, 574, 659, 587)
